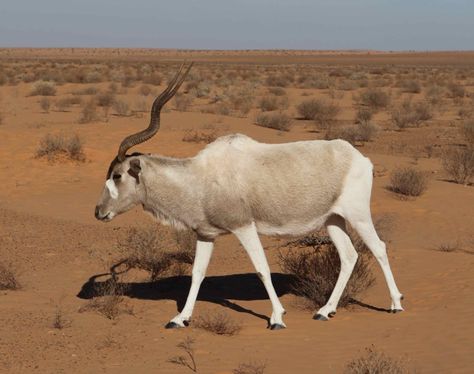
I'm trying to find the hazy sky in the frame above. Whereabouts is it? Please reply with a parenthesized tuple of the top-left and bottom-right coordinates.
(0, 0, 472, 50)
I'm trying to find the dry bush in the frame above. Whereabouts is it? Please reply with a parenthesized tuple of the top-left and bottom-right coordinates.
(425, 84, 444, 106)
(389, 167, 428, 197)
(39, 97, 51, 113)
(344, 346, 409, 374)
(78, 99, 99, 123)
(79, 281, 133, 320)
(355, 107, 373, 124)
(358, 88, 390, 111)
(194, 311, 242, 336)
(112, 99, 130, 116)
(36, 133, 86, 162)
(52, 306, 70, 329)
(279, 233, 375, 309)
(258, 94, 289, 112)
(182, 130, 217, 144)
(255, 111, 292, 131)
(442, 147, 474, 185)
(0, 262, 20, 290)
(117, 226, 195, 281)
(297, 99, 340, 128)
(95, 91, 115, 117)
(448, 82, 465, 98)
(233, 361, 266, 374)
(174, 93, 193, 111)
(168, 337, 197, 373)
(55, 97, 77, 112)
(330, 122, 378, 144)
(391, 100, 432, 130)
(143, 73, 163, 86)
(267, 87, 286, 96)
(265, 73, 290, 87)
(462, 120, 474, 146)
(30, 80, 57, 96)
(138, 84, 152, 96)
(72, 86, 99, 96)
(401, 79, 422, 93)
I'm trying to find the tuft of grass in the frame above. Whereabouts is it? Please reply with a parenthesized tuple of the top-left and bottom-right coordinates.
(279, 233, 375, 309)
(79, 281, 132, 320)
(36, 133, 86, 162)
(30, 80, 57, 96)
(78, 99, 99, 123)
(344, 346, 409, 374)
(52, 306, 70, 329)
(194, 311, 242, 336)
(168, 337, 197, 373)
(233, 361, 266, 374)
(389, 167, 428, 197)
(0, 262, 20, 290)
(117, 226, 195, 281)
(255, 111, 292, 131)
(355, 108, 373, 124)
(437, 242, 460, 253)
(39, 97, 51, 113)
(182, 130, 217, 144)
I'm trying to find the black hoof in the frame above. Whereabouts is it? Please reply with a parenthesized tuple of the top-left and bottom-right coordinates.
(270, 324, 286, 330)
(165, 321, 184, 329)
(390, 309, 403, 314)
(400, 295, 404, 300)
(328, 311, 336, 318)
(313, 313, 329, 321)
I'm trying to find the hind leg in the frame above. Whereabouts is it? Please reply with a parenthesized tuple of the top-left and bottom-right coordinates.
(314, 215, 358, 321)
(349, 214, 404, 312)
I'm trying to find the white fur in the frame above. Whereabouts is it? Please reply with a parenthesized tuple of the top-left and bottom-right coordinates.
(105, 179, 119, 199)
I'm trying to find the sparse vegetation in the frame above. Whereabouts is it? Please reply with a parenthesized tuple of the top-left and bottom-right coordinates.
(358, 88, 390, 111)
(442, 147, 474, 185)
(30, 80, 57, 96)
(117, 226, 195, 281)
(255, 111, 292, 131)
(79, 281, 132, 320)
(194, 311, 242, 336)
(233, 361, 266, 374)
(279, 232, 375, 309)
(0, 262, 20, 290)
(112, 99, 130, 116)
(35, 133, 86, 162)
(78, 99, 99, 123)
(391, 100, 432, 130)
(344, 346, 409, 374)
(174, 93, 193, 111)
(52, 306, 70, 329)
(39, 97, 51, 113)
(297, 98, 340, 129)
(168, 337, 197, 373)
(389, 167, 428, 197)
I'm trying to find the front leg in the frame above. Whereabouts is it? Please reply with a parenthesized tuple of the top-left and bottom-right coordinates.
(166, 239, 214, 328)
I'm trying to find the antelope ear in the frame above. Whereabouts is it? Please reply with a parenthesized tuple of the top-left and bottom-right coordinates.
(128, 159, 141, 184)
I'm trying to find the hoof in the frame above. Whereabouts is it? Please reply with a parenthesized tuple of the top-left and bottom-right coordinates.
(313, 313, 329, 321)
(328, 311, 336, 318)
(391, 309, 403, 314)
(269, 323, 286, 330)
(165, 321, 184, 329)
(401, 295, 404, 300)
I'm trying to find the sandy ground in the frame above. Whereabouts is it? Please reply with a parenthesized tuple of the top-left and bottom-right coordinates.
(0, 50, 473, 373)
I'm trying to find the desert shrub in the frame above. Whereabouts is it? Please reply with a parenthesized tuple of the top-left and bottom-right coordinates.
(448, 82, 465, 98)
(462, 120, 474, 146)
(112, 99, 130, 116)
(255, 111, 292, 131)
(79, 281, 132, 320)
(258, 95, 289, 112)
(355, 107, 373, 124)
(344, 346, 409, 374)
(233, 361, 266, 374)
(174, 93, 193, 111)
(55, 97, 76, 112)
(265, 74, 290, 87)
(72, 86, 98, 95)
(389, 167, 428, 196)
(138, 84, 152, 96)
(391, 100, 432, 130)
(401, 79, 421, 93)
(36, 133, 86, 162)
(226, 88, 254, 117)
(442, 147, 474, 185)
(358, 88, 390, 111)
(194, 311, 242, 336)
(39, 97, 51, 113)
(143, 73, 163, 86)
(30, 80, 57, 96)
(169, 337, 197, 373)
(332, 122, 378, 143)
(117, 226, 195, 281)
(279, 234, 375, 309)
(182, 130, 217, 144)
(52, 306, 70, 329)
(78, 99, 99, 123)
(267, 87, 286, 96)
(425, 84, 444, 106)
(0, 262, 20, 290)
(297, 99, 340, 128)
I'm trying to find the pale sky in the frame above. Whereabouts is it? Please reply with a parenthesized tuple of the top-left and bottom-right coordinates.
(0, 0, 472, 50)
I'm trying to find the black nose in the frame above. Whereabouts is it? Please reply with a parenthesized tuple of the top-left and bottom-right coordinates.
(94, 206, 100, 219)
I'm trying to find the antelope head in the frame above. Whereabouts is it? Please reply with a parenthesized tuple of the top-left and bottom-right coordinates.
(94, 62, 193, 222)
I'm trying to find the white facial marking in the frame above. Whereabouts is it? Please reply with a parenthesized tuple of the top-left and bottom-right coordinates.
(105, 179, 119, 199)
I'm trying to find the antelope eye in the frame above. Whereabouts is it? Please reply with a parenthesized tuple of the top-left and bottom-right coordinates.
(112, 174, 121, 181)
